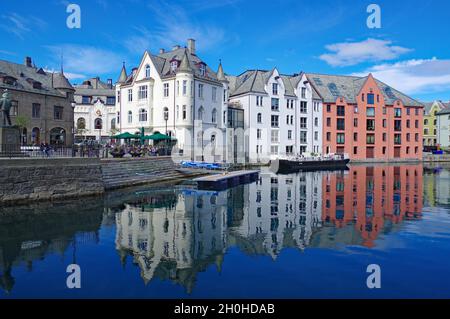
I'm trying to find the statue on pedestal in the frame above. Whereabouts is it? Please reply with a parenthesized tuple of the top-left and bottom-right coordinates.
(0, 89, 12, 127)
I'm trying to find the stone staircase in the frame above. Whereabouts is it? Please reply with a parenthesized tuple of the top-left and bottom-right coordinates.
(101, 157, 204, 190)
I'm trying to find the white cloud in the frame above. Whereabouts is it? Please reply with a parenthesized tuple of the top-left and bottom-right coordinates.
(320, 38, 412, 67)
(124, 0, 228, 54)
(0, 13, 47, 39)
(352, 58, 450, 95)
(45, 44, 123, 78)
(44, 69, 86, 80)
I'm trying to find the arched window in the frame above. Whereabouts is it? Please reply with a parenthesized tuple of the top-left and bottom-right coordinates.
(424, 119, 428, 125)
(145, 65, 150, 78)
(111, 118, 116, 130)
(139, 108, 148, 122)
(128, 111, 133, 123)
(77, 117, 86, 130)
(94, 118, 103, 130)
(257, 113, 262, 123)
(32, 127, 40, 145)
(212, 108, 217, 123)
(50, 127, 66, 146)
(198, 106, 204, 120)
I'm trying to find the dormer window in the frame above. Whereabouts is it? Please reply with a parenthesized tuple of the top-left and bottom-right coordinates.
(199, 63, 206, 76)
(171, 60, 178, 72)
(2, 76, 17, 86)
(33, 81, 42, 89)
(82, 96, 91, 104)
(272, 83, 278, 95)
(145, 65, 150, 78)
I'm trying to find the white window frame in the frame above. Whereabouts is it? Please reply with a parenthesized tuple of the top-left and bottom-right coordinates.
(163, 83, 169, 97)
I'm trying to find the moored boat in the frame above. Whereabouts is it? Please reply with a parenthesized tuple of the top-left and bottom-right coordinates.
(270, 154, 350, 174)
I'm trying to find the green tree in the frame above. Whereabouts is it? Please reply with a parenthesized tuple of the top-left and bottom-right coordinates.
(14, 115, 28, 145)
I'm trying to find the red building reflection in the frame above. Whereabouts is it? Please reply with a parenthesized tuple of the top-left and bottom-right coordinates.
(322, 165, 423, 248)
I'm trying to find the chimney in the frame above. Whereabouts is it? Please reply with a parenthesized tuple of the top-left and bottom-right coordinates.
(159, 48, 165, 54)
(132, 67, 138, 77)
(24, 56, 32, 67)
(107, 79, 113, 89)
(172, 45, 181, 51)
(187, 39, 196, 55)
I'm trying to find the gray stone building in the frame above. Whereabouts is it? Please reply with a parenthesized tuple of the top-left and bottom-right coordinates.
(0, 57, 75, 146)
(73, 77, 116, 141)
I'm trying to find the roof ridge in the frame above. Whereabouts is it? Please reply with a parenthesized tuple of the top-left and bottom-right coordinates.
(307, 72, 363, 79)
(374, 78, 423, 106)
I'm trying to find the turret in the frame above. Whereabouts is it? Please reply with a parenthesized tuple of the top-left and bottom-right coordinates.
(177, 51, 193, 74)
(117, 62, 127, 84)
(216, 60, 228, 83)
(53, 71, 74, 92)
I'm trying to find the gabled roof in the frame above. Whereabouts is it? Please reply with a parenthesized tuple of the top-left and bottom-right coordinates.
(0, 59, 72, 97)
(437, 107, 450, 115)
(150, 47, 220, 82)
(227, 70, 266, 96)
(422, 102, 435, 115)
(306, 73, 423, 107)
(436, 102, 450, 115)
(74, 77, 115, 96)
(227, 69, 319, 98)
(118, 47, 223, 85)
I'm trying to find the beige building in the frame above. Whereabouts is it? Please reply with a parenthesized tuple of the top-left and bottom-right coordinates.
(0, 57, 75, 146)
(73, 77, 116, 141)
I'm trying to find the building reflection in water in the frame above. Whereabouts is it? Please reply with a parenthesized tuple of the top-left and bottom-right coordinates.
(0, 199, 104, 294)
(322, 165, 423, 248)
(114, 165, 424, 292)
(2, 164, 441, 295)
(423, 164, 450, 208)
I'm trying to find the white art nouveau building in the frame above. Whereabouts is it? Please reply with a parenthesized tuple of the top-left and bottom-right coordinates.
(116, 39, 229, 162)
(115, 38, 324, 164)
(227, 70, 323, 164)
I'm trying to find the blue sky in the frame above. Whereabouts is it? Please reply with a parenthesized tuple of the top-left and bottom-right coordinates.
(1, 0, 449, 102)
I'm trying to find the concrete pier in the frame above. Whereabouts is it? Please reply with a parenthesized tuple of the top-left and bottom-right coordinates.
(194, 170, 259, 190)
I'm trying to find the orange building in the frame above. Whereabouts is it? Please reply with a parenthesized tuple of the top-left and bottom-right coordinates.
(322, 165, 423, 247)
(307, 73, 423, 161)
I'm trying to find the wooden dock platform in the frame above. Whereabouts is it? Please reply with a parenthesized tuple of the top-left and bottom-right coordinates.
(193, 170, 260, 190)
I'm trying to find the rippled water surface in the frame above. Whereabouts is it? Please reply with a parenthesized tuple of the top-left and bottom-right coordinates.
(1, 164, 450, 298)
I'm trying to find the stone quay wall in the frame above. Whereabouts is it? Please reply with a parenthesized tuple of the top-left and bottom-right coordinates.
(0, 156, 204, 205)
(0, 158, 104, 204)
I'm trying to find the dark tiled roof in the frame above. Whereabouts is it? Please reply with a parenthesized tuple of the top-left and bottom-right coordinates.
(151, 47, 220, 82)
(306, 73, 423, 107)
(227, 69, 320, 99)
(74, 77, 115, 96)
(0, 59, 72, 97)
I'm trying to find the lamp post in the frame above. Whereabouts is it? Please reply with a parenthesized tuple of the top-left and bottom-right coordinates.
(164, 109, 169, 155)
(71, 102, 76, 157)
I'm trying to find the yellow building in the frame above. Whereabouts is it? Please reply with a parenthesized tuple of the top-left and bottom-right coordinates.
(423, 101, 446, 147)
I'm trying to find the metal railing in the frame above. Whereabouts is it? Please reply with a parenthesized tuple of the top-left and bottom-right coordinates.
(0, 145, 75, 158)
